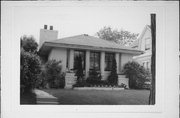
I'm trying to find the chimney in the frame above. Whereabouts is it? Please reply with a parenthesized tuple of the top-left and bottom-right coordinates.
(50, 26, 53, 30)
(44, 25, 47, 29)
(39, 25, 58, 49)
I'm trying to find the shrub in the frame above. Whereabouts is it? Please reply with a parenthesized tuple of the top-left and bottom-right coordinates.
(75, 56, 84, 84)
(122, 61, 150, 89)
(42, 60, 65, 88)
(20, 50, 41, 94)
(107, 57, 118, 85)
(86, 69, 102, 85)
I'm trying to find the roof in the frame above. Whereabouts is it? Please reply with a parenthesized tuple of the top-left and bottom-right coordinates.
(39, 34, 143, 55)
(131, 39, 139, 48)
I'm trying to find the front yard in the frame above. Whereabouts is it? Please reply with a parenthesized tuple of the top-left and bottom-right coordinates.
(43, 89, 150, 105)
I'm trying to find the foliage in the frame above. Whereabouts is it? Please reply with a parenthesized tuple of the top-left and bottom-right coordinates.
(118, 83, 127, 89)
(122, 61, 150, 89)
(86, 69, 102, 85)
(73, 81, 89, 87)
(21, 35, 38, 53)
(107, 57, 118, 85)
(75, 56, 84, 84)
(41, 60, 65, 88)
(20, 50, 41, 94)
(97, 26, 139, 46)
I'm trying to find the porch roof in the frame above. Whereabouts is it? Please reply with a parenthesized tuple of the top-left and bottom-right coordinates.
(39, 34, 143, 55)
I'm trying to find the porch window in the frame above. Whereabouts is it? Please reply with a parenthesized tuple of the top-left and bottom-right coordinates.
(74, 50, 85, 70)
(105, 53, 115, 71)
(90, 52, 100, 70)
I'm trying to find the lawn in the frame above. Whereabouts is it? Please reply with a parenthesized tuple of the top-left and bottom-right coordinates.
(20, 92, 37, 104)
(43, 89, 150, 105)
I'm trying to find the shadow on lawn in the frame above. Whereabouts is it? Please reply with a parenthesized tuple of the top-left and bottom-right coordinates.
(20, 91, 36, 104)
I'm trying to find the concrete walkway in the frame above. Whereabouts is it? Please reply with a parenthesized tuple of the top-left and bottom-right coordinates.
(34, 89, 59, 105)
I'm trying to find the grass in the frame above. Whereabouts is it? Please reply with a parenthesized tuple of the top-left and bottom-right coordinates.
(20, 91, 37, 104)
(43, 89, 150, 105)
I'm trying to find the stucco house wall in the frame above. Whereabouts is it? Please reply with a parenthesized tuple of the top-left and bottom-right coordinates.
(120, 53, 133, 70)
(48, 47, 67, 72)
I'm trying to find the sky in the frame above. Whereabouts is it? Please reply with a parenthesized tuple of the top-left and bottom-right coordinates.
(13, 2, 153, 43)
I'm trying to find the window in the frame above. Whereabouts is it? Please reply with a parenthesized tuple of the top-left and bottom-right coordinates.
(146, 62, 149, 69)
(74, 50, 85, 70)
(105, 53, 115, 71)
(90, 52, 100, 70)
(147, 61, 151, 69)
(142, 62, 145, 67)
(145, 38, 151, 50)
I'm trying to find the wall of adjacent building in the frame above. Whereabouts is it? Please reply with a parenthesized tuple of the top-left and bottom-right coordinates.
(133, 25, 152, 69)
(120, 53, 133, 71)
(48, 47, 67, 72)
(138, 26, 151, 51)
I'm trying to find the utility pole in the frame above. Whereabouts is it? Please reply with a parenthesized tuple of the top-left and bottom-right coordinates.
(149, 14, 156, 105)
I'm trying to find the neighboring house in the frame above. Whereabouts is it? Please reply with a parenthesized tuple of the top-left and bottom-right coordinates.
(39, 25, 143, 80)
(132, 25, 152, 70)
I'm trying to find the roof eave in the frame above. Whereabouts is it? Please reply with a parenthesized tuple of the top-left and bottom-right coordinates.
(40, 42, 143, 55)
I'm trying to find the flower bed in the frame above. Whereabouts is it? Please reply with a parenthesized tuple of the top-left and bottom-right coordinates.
(73, 83, 128, 91)
(73, 87, 124, 91)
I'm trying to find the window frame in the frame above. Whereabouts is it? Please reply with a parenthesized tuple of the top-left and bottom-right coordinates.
(145, 38, 151, 50)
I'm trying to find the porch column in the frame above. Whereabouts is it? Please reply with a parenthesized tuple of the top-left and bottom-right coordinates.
(115, 53, 120, 74)
(69, 49, 74, 70)
(85, 50, 90, 78)
(100, 51, 105, 80)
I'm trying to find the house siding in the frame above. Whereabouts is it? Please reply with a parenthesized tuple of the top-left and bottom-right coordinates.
(133, 25, 152, 69)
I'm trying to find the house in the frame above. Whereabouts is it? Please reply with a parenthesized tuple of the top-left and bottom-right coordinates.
(39, 25, 143, 81)
(132, 25, 152, 70)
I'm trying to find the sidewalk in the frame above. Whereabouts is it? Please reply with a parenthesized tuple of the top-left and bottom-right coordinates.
(34, 89, 59, 105)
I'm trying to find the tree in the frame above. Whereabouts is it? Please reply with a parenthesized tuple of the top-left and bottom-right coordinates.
(75, 56, 84, 84)
(149, 14, 156, 105)
(20, 49, 41, 94)
(21, 35, 38, 53)
(20, 35, 40, 94)
(97, 26, 139, 46)
(108, 57, 118, 85)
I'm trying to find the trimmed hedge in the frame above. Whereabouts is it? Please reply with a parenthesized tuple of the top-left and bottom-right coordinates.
(86, 69, 101, 85)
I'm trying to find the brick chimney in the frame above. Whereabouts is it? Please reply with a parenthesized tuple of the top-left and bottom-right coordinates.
(39, 25, 58, 49)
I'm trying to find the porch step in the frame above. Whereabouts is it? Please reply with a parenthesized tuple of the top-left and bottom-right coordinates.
(118, 75, 126, 78)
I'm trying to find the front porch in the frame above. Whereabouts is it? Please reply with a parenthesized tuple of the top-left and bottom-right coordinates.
(66, 49, 133, 80)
